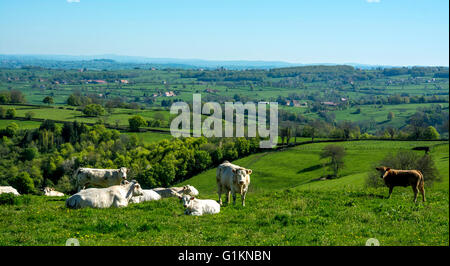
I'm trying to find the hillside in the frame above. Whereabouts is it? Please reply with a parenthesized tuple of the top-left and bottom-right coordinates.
(1, 140, 447, 246)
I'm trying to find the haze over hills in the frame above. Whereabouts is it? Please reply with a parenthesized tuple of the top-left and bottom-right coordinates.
(0, 54, 407, 70)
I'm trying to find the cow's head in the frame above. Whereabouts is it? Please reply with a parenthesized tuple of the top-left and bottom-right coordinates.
(375, 166, 391, 179)
(130, 181, 143, 197)
(179, 194, 195, 208)
(183, 185, 199, 196)
(232, 168, 252, 186)
(119, 167, 128, 180)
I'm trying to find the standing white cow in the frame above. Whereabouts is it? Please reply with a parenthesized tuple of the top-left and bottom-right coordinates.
(130, 189, 161, 203)
(179, 195, 220, 216)
(0, 186, 20, 196)
(216, 161, 252, 206)
(152, 185, 199, 198)
(73, 167, 128, 191)
(65, 180, 143, 209)
(43, 187, 64, 197)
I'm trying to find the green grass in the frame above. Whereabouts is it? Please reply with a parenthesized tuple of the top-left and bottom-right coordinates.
(0, 119, 42, 129)
(0, 140, 448, 246)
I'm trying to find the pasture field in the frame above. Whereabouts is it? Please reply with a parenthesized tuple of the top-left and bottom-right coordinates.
(0, 104, 173, 127)
(0, 119, 42, 129)
(0, 140, 448, 246)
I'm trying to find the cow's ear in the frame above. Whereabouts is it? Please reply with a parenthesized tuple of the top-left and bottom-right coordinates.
(246, 169, 252, 175)
(386, 168, 391, 171)
(190, 196, 195, 200)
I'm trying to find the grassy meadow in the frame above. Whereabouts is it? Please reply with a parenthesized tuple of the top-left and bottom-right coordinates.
(0, 140, 448, 246)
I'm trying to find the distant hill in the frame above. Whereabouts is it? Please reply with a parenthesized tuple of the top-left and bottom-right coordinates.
(0, 54, 406, 70)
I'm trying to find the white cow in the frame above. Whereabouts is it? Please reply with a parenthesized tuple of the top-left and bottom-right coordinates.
(0, 186, 20, 196)
(179, 195, 220, 216)
(65, 180, 143, 209)
(153, 185, 199, 198)
(216, 161, 252, 206)
(73, 167, 128, 191)
(130, 189, 161, 203)
(43, 187, 64, 197)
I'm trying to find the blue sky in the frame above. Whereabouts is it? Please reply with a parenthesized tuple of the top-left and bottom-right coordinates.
(0, 0, 448, 66)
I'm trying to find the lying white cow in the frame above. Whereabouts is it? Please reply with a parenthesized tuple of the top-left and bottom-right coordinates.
(216, 161, 252, 206)
(179, 195, 220, 216)
(153, 185, 199, 198)
(73, 167, 128, 191)
(65, 180, 143, 209)
(0, 186, 20, 196)
(130, 189, 161, 203)
(43, 187, 64, 197)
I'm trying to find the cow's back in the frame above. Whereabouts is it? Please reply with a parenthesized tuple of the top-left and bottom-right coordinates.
(216, 162, 237, 187)
(385, 170, 422, 187)
(76, 168, 123, 189)
(66, 187, 116, 208)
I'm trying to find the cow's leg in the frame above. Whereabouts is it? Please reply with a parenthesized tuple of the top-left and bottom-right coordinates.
(217, 185, 222, 205)
(412, 185, 419, 203)
(241, 191, 246, 206)
(419, 182, 426, 202)
(226, 190, 231, 204)
(232, 191, 237, 205)
(387, 186, 393, 199)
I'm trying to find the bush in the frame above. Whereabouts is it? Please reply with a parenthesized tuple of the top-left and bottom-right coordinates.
(82, 104, 105, 117)
(366, 150, 440, 188)
(0, 193, 18, 205)
(11, 172, 36, 194)
(5, 108, 16, 119)
(129, 115, 147, 132)
(25, 111, 35, 120)
(21, 147, 39, 161)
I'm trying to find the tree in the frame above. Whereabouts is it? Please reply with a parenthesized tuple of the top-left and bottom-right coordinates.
(4, 122, 19, 137)
(128, 115, 147, 132)
(11, 172, 36, 194)
(43, 96, 54, 105)
(25, 111, 35, 120)
(82, 104, 105, 117)
(9, 90, 26, 103)
(320, 145, 346, 177)
(5, 108, 16, 119)
(422, 126, 440, 140)
(387, 111, 395, 121)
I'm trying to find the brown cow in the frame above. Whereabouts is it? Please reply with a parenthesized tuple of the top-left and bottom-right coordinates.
(375, 166, 426, 203)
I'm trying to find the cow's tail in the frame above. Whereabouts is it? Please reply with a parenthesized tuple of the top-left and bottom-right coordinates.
(216, 166, 223, 182)
(72, 167, 81, 191)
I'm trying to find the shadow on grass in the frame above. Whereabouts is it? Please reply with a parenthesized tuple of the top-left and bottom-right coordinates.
(297, 164, 322, 174)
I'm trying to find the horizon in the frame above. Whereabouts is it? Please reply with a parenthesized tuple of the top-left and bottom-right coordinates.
(0, 0, 448, 66)
(2, 53, 448, 68)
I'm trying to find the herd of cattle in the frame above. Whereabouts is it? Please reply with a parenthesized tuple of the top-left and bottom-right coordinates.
(0, 161, 426, 216)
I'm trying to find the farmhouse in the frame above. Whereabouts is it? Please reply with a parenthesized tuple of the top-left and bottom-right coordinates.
(164, 91, 176, 97)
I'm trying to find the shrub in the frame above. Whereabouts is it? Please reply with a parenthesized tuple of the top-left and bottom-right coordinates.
(21, 147, 39, 161)
(82, 104, 105, 117)
(25, 111, 35, 120)
(0, 193, 18, 205)
(129, 115, 147, 132)
(5, 108, 16, 119)
(422, 126, 440, 140)
(11, 172, 36, 194)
